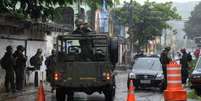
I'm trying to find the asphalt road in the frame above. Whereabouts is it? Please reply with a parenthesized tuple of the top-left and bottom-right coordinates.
(0, 70, 199, 101)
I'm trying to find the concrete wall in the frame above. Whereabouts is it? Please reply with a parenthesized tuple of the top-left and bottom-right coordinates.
(0, 32, 55, 92)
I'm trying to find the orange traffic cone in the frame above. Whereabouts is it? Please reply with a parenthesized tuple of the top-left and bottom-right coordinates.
(164, 61, 187, 101)
(127, 80, 136, 101)
(37, 80, 45, 101)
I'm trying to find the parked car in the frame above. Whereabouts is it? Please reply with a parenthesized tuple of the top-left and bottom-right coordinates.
(127, 57, 165, 91)
(190, 57, 201, 95)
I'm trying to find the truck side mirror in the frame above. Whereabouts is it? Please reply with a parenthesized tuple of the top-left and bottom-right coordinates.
(109, 37, 119, 65)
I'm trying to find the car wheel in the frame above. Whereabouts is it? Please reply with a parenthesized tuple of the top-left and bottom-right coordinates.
(56, 87, 66, 101)
(67, 92, 74, 101)
(159, 82, 166, 92)
(159, 86, 165, 92)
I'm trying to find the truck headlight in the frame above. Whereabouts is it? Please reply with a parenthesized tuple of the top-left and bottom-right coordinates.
(129, 72, 136, 79)
(156, 73, 164, 80)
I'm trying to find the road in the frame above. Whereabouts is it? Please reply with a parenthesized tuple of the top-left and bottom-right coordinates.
(0, 70, 199, 101)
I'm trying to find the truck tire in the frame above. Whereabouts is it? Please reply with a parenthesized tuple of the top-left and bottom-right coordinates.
(67, 92, 74, 101)
(56, 88, 66, 101)
(104, 85, 115, 101)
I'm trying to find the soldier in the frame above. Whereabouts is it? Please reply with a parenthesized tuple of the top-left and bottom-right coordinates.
(30, 48, 44, 87)
(160, 47, 172, 90)
(45, 49, 56, 93)
(30, 48, 44, 70)
(0, 46, 16, 92)
(72, 19, 92, 34)
(180, 48, 189, 85)
(72, 19, 93, 60)
(13, 45, 27, 91)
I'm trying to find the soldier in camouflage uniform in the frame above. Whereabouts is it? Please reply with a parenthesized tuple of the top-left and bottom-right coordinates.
(45, 49, 56, 93)
(160, 47, 172, 90)
(30, 48, 44, 87)
(72, 19, 93, 60)
(13, 45, 27, 91)
(30, 48, 43, 70)
(1, 46, 16, 92)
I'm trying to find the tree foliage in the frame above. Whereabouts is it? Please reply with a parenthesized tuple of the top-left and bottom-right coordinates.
(0, 0, 116, 21)
(0, 0, 72, 19)
(111, 1, 181, 49)
(184, 2, 201, 39)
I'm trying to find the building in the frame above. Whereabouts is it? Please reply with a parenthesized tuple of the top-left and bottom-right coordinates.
(0, 14, 71, 92)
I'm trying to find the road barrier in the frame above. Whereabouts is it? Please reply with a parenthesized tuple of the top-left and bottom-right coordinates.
(127, 80, 136, 101)
(37, 80, 45, 101)
(164, 61, 187, 101)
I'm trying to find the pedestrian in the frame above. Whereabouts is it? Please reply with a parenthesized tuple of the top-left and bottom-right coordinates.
(180, 48, 190, 85)
(13, 45, 27, 91)
(0, 46, 16, 93)
(45, 49, 56, 93)
(30, 48, 44, 70)
(160, 47, 172, 90)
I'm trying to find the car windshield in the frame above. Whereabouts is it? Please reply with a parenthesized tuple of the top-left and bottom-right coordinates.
(132, 58, 162, 71)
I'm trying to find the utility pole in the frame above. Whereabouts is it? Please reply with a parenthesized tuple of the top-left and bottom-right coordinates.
(164, 29, 167, 47)
(77, 0, 81, 19)
(129, 0, 133, 26)
(129, 0, 133, 53)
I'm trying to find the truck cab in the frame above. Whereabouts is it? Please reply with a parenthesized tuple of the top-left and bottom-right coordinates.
(52, 34, 118, 101)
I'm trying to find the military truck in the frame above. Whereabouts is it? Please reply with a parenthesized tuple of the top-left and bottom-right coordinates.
(51, 33, 118, 101)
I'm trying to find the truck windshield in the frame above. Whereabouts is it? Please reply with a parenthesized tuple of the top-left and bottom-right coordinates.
(57, 35, 108, 62)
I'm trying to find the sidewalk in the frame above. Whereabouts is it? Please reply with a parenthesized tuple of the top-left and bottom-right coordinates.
(0, 82, 52, 101)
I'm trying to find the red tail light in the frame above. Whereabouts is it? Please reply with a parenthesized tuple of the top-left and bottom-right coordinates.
(102, 72, 111, 80)
(53, 72, 62, 81)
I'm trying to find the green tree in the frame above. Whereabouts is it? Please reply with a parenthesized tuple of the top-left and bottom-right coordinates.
(184, 2, 201, 39)
(0, 0, 117, 21)
(0, 0, 73, 20)
(111, 1, 180, 50)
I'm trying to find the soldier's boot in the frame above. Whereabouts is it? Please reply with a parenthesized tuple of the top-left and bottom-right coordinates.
(5, 75, 10, 92)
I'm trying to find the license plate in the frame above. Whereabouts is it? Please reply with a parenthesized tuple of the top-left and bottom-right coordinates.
(140, 80, 151, 84)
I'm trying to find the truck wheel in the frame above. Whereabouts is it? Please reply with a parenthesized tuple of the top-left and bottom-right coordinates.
(67, 92, 74, 101)
(56, 88, 66, 101)
(104, 85, 115, 101)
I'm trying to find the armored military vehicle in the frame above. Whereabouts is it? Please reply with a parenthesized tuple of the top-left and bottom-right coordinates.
(52, 33, 118, 101)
